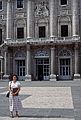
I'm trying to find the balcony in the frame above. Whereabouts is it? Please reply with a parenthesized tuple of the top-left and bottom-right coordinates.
(3, 36, 80, 46)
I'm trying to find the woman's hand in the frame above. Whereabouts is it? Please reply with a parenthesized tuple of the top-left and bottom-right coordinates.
(12, 92, 16, 96)
(11, 88, 20, 96)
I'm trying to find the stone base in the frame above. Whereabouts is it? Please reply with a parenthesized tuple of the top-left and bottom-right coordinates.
(3, 74, 9, 81)
(50, 74, 56, 81)
(74, 74, 81, 81)
(25, 75, 31, 81)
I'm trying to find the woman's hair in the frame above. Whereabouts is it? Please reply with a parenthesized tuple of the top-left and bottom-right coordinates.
(9, 74, 18, 81)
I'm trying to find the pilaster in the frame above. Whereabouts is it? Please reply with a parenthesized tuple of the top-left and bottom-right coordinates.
(6, 0, 12, 40)
(49, 0, 57, 37)
(3, 47, 9, 80)
(27, 0, 34, 38)
(72, 0, 79, 36)
(74, 44, 80, 80)
(50, 47, 56, 81)
(25, 45, 31, 81)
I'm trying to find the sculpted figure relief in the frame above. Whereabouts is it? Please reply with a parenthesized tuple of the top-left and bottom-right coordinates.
(35, 1, 49, 17)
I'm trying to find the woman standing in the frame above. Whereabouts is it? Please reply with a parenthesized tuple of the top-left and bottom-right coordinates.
(9, 74, 22, 118)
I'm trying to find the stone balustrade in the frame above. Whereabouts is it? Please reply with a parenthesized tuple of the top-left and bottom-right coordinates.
(4, 36, 80, 46)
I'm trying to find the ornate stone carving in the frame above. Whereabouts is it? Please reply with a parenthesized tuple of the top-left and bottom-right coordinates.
(35, 1, 49, 17)
(15, 51, 25, 58)
(59, 49, 71, 56)
(16, 13, 24, 18)
(15, 19, 26, 26)
(35, 50, 49, 58)
(60, 10, 68, 15)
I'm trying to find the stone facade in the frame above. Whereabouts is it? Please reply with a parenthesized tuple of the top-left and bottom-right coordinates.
(0, 0, 81, 81)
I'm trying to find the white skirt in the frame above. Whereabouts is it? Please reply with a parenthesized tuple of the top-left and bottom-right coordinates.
(9, 93, 22, 112)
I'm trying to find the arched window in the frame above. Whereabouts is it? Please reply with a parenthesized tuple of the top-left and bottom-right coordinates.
(35, 50, 49, 58)
(58, 49, 71, 57)
(15, 51, 25, 59)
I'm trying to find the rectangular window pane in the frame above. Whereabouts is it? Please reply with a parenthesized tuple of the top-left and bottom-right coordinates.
(0, 29, 2, 44)
(17, 27, 24, 39)
(17, 0, 23, 8)
(61, 25, 68, 37)
(23, 68, 25, 76)
(39, 26, 45, 38)
(61, 0, 67, 5)
(0, 1, 2, 10)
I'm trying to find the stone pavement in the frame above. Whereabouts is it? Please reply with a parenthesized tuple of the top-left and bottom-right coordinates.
(0, 81, 81, 120)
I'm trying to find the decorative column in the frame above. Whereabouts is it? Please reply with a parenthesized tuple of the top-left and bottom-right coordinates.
(6, 0, 12, 39)
(27, 0, 34, 38)
(49, 0, 57, 37)
(74, 44, 80, 80)
(50, 47, 56, 81)
(3, 51, 9, 80)
(4, 52, 7, 75)
(0, 56, 3, 80)
(72, 0, 79, 36)
(25, 45, 31, 81)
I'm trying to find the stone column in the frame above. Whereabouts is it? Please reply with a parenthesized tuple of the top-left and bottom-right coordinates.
(6, 0, 12, 39)
(27, 0, 34, 38)
(0, 57, 3, 80)
(49, 0, 57, 37)
(3, 51, 9, 80)
(4, 52, 7, 75)
(50, 47, 56, 81)
(25, 45, 31, 81)
(74, 44, 80, 80)
(72, 0, 79, 36)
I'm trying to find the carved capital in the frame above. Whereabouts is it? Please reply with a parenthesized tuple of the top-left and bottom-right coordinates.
(75, 43, 78, 50)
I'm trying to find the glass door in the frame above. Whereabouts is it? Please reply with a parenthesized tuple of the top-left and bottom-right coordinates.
(60, 58, 70, 80)
(36, 58, 49, 80)
(16, 60, 25, 80)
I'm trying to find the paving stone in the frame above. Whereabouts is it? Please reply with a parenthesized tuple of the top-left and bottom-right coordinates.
(0, 81, 81, 120)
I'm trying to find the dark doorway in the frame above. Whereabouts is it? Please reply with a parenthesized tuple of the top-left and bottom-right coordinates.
(38, 65, 43, 80)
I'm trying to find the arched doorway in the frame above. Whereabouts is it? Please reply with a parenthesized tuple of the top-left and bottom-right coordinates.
(58, 49, 72, 80)
(35, 50, 50, 81)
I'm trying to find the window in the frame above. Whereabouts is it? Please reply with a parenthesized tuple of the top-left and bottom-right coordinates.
(0, 1, 2, 10)
(17, 0, 23, 8)
(0, 29, 2, 44)
(60, 0, 67, 5)
(17, 28, 24, 39)
(61, 25, 68, 37)
(39, 26, 46, 38)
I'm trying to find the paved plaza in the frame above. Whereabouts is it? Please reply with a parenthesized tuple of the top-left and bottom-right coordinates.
(0, 81, 81, 120)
